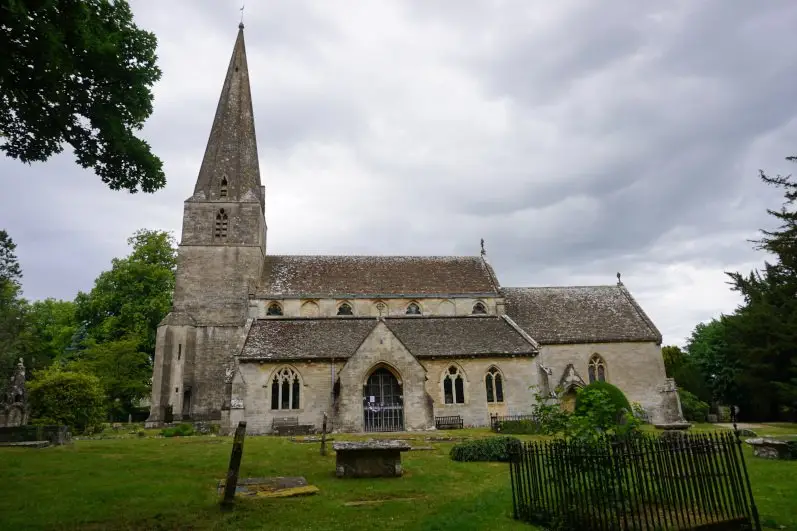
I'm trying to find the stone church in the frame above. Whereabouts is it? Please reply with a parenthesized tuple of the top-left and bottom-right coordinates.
(146, 25, 681, 434)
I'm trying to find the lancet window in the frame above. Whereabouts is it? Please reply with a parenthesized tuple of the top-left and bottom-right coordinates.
(588, 354, 607, 383)
(443, 365, 465, 404)
(485, 366, 504, 403)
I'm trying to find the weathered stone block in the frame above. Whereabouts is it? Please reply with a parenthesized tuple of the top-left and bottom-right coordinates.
(333, 440, 411, 478)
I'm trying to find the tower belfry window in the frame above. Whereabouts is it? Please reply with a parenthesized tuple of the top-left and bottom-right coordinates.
(215, 209, 229, 239)
(220, 178, 228, 197)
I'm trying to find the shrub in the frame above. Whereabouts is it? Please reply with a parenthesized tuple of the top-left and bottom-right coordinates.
(525, 385, 571, 435)
(575, 381, 631, 418)
(679, 390, 709, 422)
(28, 368, 107, 434)
(565, 384, 640, 442)
(160, 423, 195, 438)
(449, 436, 521, 462)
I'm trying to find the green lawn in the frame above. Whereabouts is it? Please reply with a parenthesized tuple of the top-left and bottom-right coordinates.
(0, 424, 795, 530)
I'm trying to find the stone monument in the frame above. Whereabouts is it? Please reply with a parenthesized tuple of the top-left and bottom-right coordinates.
(0, 358, 29, 428)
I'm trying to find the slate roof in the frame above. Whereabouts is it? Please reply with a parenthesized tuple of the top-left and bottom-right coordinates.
(502, 285, 662, 345)
(386, 316, 537, 358)
(239, 316, 537, 361)
(257, 255, 500, 297)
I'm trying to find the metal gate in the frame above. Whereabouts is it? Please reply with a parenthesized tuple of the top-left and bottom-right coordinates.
(363, 368, 404, 432)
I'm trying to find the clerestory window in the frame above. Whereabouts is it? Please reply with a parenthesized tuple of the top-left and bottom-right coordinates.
(406, 302, 421, 315)
(472, 302, 487, 315)
(266, 302, 283, 316)
(337, 302, 353, 316)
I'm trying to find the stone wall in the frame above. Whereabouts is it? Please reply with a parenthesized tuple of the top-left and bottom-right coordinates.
(248, 296, 502, 319)
(539, 341, 676, 423)
(232, 324, 541, 434)
(422, 357, 540, 427)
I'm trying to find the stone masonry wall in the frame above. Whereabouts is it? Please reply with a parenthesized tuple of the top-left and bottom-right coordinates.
(234, 360, 343, 434)
(422, 357, 540, 427)
(539, 341, 673, 423)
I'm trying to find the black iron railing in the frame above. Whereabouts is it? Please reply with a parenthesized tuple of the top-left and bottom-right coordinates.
(508, 431, 761, 530)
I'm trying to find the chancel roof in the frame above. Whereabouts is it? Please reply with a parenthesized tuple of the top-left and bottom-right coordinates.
(239, 316, 537, 361)
(502, 285, 662, 345)
(257, 255, 500, 298)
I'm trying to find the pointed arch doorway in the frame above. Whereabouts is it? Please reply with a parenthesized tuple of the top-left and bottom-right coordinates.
(363, 367, 404, 432)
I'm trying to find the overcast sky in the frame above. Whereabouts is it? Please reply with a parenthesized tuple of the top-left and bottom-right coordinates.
(2, 0, 796, 347)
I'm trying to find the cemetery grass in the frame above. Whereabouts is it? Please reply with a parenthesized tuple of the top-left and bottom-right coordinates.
(0, 428, 531, 531)
(1, 425, 796, 530)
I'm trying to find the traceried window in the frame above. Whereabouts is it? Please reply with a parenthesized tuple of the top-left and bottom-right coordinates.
(337, 302, 353, 316)
(588, 354, 607, 383)
(220, 178, 228, 197)
(266, 302, 283, 316)
(270, 367, 301, 410)
(443, 366, 465, 404)
(472, 301, 487, 315)
(406, 302, 421, 315)
(485, 366, 504, 403)
(214, 209, 229, 239)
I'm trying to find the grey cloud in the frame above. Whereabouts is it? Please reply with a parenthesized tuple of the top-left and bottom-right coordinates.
(2, 0, 796, 346)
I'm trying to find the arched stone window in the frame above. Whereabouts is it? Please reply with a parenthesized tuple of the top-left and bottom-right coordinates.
(270, 367, 301, 410)
(472, 301, 487, 315)
(220, 178, 228, 197)
(337, 302, 353, 316)
(485, 366, 504, 403)
(406, 301, 421, 315)
(214, 208, 229, 239)
(588, 354, 607, 383)
(266, 301, 283, 316)
(443, 365, 465, 405)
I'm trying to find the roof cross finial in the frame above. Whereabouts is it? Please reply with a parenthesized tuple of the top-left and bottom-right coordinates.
(480, 238, 486, 256)
(239, 2, 245, 28)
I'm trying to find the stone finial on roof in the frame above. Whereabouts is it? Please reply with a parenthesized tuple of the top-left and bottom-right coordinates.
(480, 238, 486, 256)
(617, 272, 622, 285)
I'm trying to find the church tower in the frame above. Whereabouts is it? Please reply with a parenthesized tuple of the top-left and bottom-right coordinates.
(147, 24, 265, 426)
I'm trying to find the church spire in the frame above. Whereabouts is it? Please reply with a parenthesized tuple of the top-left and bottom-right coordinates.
(193, 24, 262, 207)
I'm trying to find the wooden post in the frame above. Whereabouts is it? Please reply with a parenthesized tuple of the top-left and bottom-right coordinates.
(221, 421, 247, 510)
(320, 412, 328, 456)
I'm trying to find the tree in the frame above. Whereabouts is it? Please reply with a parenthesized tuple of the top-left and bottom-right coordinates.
(0, 0, 164, 193)
(27, 366, 106, 433)
(75, 229, 176, 357)
(66, 337, 150, 419)
(0, 230, 27, 380)
(685, 318, 740, 405)
(724, 155, 797, 420)
(662, 344, 712, 403)
(21, 298, 77, 368)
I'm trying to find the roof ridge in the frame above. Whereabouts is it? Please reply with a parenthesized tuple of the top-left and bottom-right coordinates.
(500, 314, 540, 350)
(502, 285, 619, 290)
(264, 254, 484, 259)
